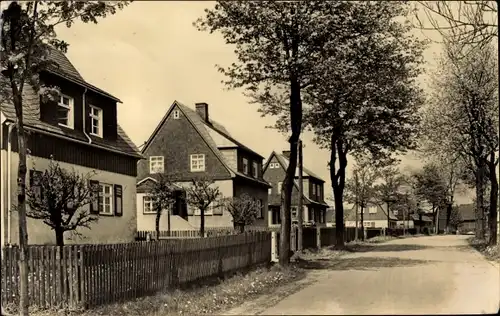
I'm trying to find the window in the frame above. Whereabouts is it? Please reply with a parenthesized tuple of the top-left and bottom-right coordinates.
(149, 156, 164, 173)
(252, 162, 258, 177)
(291, 206, 298, 219)
(89, 105, 103, 137)
(316, 184, 321, 198)
(369, 206, 377, 214)
(193, 204, 213, 216)
(312, 184, 316, 196)
(143, 196, 155, 214)
(99, 183, 114, 215)
(393, 210, 398, 215)
(173, 110, 180, 119)
(242, 158, 249, 174)
(190, 154, 206, 172)
(278, 182, 283, 193)
(268, 188, 272, 195)
(269, 162, 279, 169)
(58, 94, 74, 128)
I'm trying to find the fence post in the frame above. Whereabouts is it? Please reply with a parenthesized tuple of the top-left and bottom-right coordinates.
(316, 226, 321, 249)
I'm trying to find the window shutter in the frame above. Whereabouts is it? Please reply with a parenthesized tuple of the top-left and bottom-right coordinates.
(89, 180, 100, 214)
(114, 184, 123, 217)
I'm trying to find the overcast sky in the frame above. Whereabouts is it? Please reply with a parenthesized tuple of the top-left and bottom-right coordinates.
(52, 1, 474, 205)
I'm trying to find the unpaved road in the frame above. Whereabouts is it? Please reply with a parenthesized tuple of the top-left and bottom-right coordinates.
(224, 235, 499, 315)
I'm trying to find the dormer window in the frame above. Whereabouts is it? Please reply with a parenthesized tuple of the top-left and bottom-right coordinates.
(252, 162, 258, 177)
(58, 94, 74, 129)
(242, 158, 249, 174)
(89, 105, 103, 138)
(173, 110, 180, 119)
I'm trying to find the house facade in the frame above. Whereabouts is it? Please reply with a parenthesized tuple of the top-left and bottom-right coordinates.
(136, 101, 271, 231)
(344, 202, 398, 229)
(263, 151, 329, 228)
(0, 48, 142, 246)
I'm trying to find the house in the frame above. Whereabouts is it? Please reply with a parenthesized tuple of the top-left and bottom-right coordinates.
(262, 151, 329, 228)
(1, 48, 142, 246)
(409, 213, 434, 233)
(136, 101, 271, 231)
(456, 203, 475, 233)
(344, 202, 398, 229)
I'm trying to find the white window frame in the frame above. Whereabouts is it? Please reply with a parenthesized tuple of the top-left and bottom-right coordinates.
(99, 183, 114, 215)
(58, 94, 74, 129)
(268, 188, 272, 195)
(193, 203, 213, 216)
(312, 183, 316, 195)
(278, 182, 283, 193)
(256, 199, 263, 218)
(291, 206, 298, 219)
(369, 206, 378, 214)
(143, 196, 155, 214)
(149, 156, 164, 174)
(190, 154, 206, 172)
(173, 110, 180, 119)
(242, 158, 249, 174)
(252, 162, 258, 177)
(89, 105, 103, 138)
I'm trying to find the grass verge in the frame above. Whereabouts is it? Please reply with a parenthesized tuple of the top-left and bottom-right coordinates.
(467, 237, 500, 263)
(26, 264, 305, 316)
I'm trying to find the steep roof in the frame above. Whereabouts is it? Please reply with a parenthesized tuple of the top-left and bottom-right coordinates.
(142, 101, 270, 187)
(0, 48, 140, 158)
(263, 151, 328, 207)
(264, 151, 325, 182)
(344, 202, 398, 221)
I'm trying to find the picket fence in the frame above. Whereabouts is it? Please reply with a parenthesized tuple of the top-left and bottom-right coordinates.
(136, 225, 278, 240)
(1, 231, 271, 310)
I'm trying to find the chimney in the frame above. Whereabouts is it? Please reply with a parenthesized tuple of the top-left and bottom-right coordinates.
(282, 150, 291, 159)
(195, 102, 209, 122)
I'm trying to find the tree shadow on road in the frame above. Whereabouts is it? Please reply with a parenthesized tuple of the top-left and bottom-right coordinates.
(295, 256, 431, 271)
(341, 243, 431, 253)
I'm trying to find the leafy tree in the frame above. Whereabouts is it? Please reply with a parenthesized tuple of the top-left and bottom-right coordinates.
(147, 174, 177, 241)
(413, 1, 497, 56)
(303, 1, 426, 248)
(1, 2, 130, 313)
(412, 163, 449, 231)
(421, 41, 498, 243)
(221, 193, 260, 234)
(374, 164, 406, 229)
(25, 159, 97, 246)
(195, 1, 360, 265)
(344, 157, 379, 240)
(185, 177, 222, 238)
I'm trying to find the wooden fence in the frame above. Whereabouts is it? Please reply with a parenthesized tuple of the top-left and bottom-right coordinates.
(136, 226, 277, 240)
(1, 231, 271, 310)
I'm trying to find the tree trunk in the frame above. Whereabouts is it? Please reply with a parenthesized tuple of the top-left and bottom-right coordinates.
(360, 205, 365, 241)
(200, 208, 205, 238)
(233, 222, 245, 234)
(279, 67, 302, 266)
(55, 228, 64, 247)
(297, 140, 303, 252)
(155, 209, 162, 241)
(15, 113, 29, 316)
(476, 166, 486, 240)
(488, 153, 498, 246)
(331, 137, 348, 249)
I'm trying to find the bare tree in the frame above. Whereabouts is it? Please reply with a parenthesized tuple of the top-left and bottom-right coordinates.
(147, 174, 177, 241)
(221, 193, 260, 233)
(25, 159, 98, 246)
(344, 157, 380, 240)
(414, 1, 498, 55)
(185, 177, 222, 238)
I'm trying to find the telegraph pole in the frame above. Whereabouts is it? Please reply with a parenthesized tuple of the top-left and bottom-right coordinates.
(297, 139, 304, 252)
(354, 170, 359, 241)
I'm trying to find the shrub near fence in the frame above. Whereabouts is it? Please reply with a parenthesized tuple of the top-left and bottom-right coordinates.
(136, 226, 277, 240)
(1, 231, 271, 310)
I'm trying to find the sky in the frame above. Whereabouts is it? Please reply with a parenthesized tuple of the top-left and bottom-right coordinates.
(50, 1, 475, 205)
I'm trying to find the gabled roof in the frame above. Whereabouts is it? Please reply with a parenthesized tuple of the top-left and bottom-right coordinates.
(409, 213, 433, 222)
(0, 49, 140, 159)
(457, 203, 475, 221)
(263, 151, 325, 182)
(141, 100, 270, 187)
(344, 202, 398, 221)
